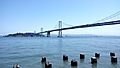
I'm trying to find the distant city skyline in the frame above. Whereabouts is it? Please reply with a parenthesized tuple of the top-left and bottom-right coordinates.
(0, 0, 120, 36)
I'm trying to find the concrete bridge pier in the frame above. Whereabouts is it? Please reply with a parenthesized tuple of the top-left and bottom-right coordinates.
(47, 31, 50, 37)
(39, 32, 43, 36)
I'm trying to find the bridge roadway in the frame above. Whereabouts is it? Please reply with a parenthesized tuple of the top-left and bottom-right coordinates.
(41, 20, 120, 33)
(40, 20, 120, 37)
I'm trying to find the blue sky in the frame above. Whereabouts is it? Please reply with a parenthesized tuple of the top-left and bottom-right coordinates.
(0, 0, 120, 36)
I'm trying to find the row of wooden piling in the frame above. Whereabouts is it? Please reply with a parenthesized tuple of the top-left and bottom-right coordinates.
(13, 52, 118, 68)
(41, 52, 118, 68)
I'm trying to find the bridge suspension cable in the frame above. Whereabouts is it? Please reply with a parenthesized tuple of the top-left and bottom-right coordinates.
(51, 11, 120, 32)
(53, 22, 74, 28)
(96, 10, 120, 22)
(53, 24, 58, 29)
(62, 22, 73, 27)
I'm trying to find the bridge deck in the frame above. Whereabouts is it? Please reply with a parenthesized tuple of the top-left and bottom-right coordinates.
(41, 20, 120, 33)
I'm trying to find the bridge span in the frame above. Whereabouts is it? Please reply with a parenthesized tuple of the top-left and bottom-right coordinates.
(39, 20, 120, 37)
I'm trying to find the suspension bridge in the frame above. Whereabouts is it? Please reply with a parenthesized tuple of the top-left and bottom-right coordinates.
(39, 11, 120, 37)
(39, 20, 120, 37)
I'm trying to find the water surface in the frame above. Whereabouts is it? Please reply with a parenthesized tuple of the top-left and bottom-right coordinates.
(0, 36, 120, 68)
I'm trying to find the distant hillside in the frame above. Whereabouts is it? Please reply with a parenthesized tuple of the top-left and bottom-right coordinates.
(4, 33, 45, 37)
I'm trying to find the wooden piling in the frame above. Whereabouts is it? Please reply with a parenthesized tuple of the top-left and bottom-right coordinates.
(95, 53, 100, 58)
(91, 57, 97, 64)
(63, 55, 68, 61)
(111, 56, 117, 63)
(110, 52, 115, 57)
(45, 62, 52, 68)
(71, 59, 77, 66)
(80, 53, 85, 59)
(41, 57, 46, 63)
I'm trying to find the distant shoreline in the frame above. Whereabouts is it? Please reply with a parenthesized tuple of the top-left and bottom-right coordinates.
(4, 33, 45, 37)
(2, 33, 120, 38)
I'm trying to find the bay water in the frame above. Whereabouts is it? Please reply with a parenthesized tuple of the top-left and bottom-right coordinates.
(0, 36, 120, 68)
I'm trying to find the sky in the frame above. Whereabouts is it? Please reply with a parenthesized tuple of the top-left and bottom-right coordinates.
(0, 0, 120, 36)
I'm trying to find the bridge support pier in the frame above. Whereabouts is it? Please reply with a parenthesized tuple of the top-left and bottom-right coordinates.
(58, 29, 62, 37)
(47, 31, 50, 37)
(39, 32, 43, 37)
(58, 21, 62, 37)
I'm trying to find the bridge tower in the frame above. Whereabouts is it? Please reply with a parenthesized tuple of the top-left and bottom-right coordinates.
(39, 28, 43, 36)
(41, 28, 43, 33)
(58, 21, 62, 37)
